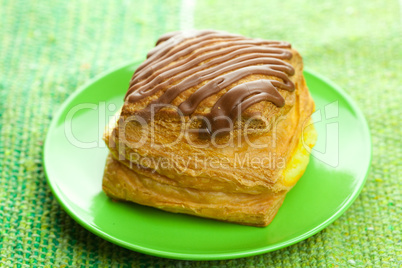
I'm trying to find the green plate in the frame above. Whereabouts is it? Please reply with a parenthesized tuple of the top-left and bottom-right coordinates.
(43, 61, 371, 260)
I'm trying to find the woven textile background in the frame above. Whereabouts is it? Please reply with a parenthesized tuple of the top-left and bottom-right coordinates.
(0, 0, 401, 266)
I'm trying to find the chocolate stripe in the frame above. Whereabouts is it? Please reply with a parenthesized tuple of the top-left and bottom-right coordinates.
(126, 46, 293, 100)
(125, 30, 296, 134)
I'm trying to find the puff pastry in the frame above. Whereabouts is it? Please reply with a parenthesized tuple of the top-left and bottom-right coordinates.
(102, 30, 317, 226)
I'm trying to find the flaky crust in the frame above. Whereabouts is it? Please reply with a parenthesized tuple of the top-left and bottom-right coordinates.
(102, 30, 317, 226)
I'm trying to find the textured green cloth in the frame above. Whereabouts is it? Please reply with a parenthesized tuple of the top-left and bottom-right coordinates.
(0, 0, 401, 266)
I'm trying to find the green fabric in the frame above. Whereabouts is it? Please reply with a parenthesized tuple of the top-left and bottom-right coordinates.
(0, 0, 400, 266)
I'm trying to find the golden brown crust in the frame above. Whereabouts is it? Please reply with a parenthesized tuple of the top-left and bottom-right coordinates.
(103, 153, 287, 226)
(102, 31, 317, 226)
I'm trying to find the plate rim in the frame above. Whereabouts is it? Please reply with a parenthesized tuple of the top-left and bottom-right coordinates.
(43, 60, 372, 260)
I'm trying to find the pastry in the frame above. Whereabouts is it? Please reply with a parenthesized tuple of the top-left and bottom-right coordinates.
(102, 30, 317, 226)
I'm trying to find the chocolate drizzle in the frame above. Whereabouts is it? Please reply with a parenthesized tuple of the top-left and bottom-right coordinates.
(125, 30, 296, 134)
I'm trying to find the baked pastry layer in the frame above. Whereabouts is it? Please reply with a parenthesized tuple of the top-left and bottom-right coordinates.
(102, 30, 317, 226)
(103, 123, 316, 226)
